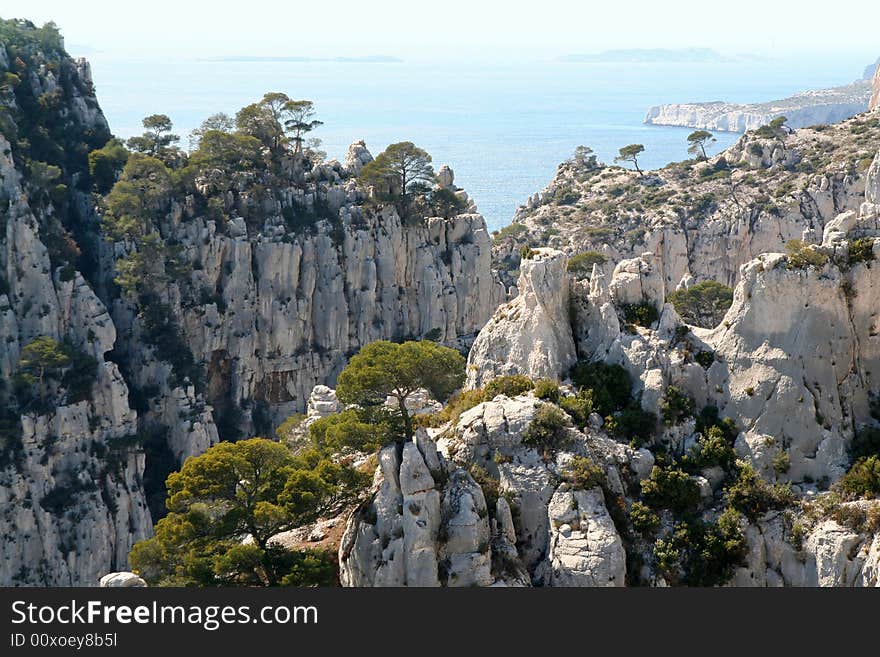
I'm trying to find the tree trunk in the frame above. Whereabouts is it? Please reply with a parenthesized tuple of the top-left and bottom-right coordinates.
(397, 396, 413, 441)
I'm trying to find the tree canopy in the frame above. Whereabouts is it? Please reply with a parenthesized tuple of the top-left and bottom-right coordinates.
(614, 144, 645, 175)
(232, 93, 322, 156)
(14, 336, 70, 405)
(335, 340, 465, 440)
(357, 142, 435, 220)
(126, 114, 180, 162)
(686, 130, 716, 160)
(129, 438, 368, 586)
(666, 281, 734, 328)
(283, 100, 323, 154)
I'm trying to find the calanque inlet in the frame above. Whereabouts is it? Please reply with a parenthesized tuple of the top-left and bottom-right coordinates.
(2, 18, 880, 588)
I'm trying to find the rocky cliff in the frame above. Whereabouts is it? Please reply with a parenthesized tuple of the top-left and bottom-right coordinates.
(871, 66, 880, 112)
(0, 20, 503, 585)
(0, 21, 151, 585)
(339, 162, 880, 585)
(644, 81, 871, 132)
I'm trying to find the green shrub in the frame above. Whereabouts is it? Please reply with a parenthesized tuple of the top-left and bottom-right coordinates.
(754, 116, 788, 139)
(622, 302, 659, 328)
(533, 378, 560, 403)
(786, 239, 828, 269)
(630, 501, 660, 535)
(652, 509, 747, 586)
(308, 408, 395, 453)
(837, 456, 880, 499)
(606, 403, 657, 447)
(848, 238, 876, 265)
(88, 138, 129, 194)
(667, 281, 733, 328)
(850, 426, 880, 461)
(724, 462, 794, 520)
(567, 251, 607, 277)
(275, 413, 306, 442)
(695, 406, 738, 443)
(641, 466, 701, 514)
(694, 350, 715, 369)
(563, 456, 605, 489)
(278, 548, 338, 587)
(682, 425, 736, 472)
(484, 374, 534, 400)
(661, 386, 695, 426)
(522, 404, 572, 455)
(560, 390, 594, 427)
(772, 450, 791, 474)
(685, 509, 747, 586)
(494, 223, 527, 242)
(519, 245, 536, 260)
(569, 361, 632, 416)
(469, 464, 501, 510)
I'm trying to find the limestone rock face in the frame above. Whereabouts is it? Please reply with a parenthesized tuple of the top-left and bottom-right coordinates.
(609, 253, 665, 312)
(870, 65, 880, 111)
(149, 207, 504, 434)
(732, 506, 880, 587)
(466, 248, 576, 387)
(341, 394, 644, 587)
(703, 254, 880, 483)
(305, 385, 342, 426)
(509, 122, 870, 296)
(338, 430, 492, 587)
(436, 165, 455, 189)
(545, 488, 626, 587)
(0, 33, 505, 586)
(0, 53, 151, 586)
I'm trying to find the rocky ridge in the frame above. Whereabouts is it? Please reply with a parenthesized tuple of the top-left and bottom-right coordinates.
(499, 112, 880, 293)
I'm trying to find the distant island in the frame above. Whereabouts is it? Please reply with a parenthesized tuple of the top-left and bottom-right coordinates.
(557, 48, 735, 63)
(200, 55, 403, 63)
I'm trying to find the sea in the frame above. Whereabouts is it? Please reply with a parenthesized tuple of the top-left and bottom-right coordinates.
(78, 50, 875, 231)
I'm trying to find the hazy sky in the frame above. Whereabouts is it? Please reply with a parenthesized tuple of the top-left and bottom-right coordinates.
(10, 0, 879, 59)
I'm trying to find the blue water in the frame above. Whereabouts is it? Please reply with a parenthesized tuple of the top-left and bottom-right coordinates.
(80, 52, 871, 230)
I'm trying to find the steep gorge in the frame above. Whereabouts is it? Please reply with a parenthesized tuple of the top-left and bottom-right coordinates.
(0, 20, 502, 585)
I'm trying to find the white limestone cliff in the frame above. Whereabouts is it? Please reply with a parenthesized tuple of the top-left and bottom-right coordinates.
(466, 248, 577, 388)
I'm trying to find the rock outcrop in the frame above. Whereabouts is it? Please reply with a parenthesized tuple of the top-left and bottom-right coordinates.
(871, 65, 880, 112)
(466, 249, 576, 387)
(339, 431, 494, 587)
(545, 487, 626, 587)
(341, 393, 645, 586)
